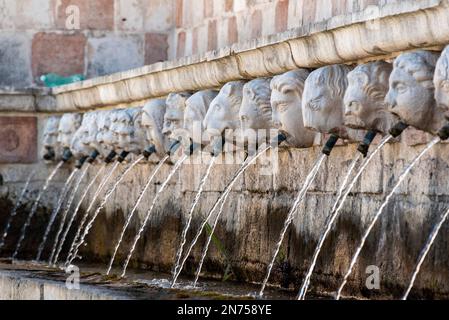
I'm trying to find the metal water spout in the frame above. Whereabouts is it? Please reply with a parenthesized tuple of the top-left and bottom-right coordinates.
(142, 144, 157, 159)
(43, 147, 56, 161)
(62, 147, 73, 162)
(87, 149, 100, 163)
(104, 150, 117, 163)
(75, 156, 89, 169)
(117, 151, 130, 163)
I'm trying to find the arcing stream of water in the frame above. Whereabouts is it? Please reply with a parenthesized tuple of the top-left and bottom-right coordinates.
(53, 164, 106, 266)
(298, 135, 392, 299)
(48, 164, 90, 264)
(121, 154, 188, 278)
(35, 168, 79, 262)
(335, 137, 440, 299)
(402, 206, 449, 300)
(106, 155, 170, 275)
(172, 156, 216, 282)
(68, 156, 145, 266)
(0, 168, 36, 251)
(258, 153, 326, 297)
(65, 162, 120, 266)
(12, 161, 64, 260)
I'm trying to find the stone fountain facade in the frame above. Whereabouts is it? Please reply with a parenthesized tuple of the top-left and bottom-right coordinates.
(2, 1, 449, 300)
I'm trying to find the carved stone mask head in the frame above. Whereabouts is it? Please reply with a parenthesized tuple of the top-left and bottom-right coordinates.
(57, 113, 82, 149)
(434, 45, 449, 122)
(386, 50, 441, 134)
(184, 90, 218, 145)
(95, 110, 115, 156)
(303, 65, 352, 137)
(42, 116, 62, 161)
(142, 99, 167, 156)
(271, 70, 316, 148)
(110, 109, 134, 153)
(70, 112, 96, 158)
(239, 78, 273, 131)
(127, 107, 147, 154)
(344, 61, 397, 133)
(162, 92, 192, 142)
(204, 81, 246, 141)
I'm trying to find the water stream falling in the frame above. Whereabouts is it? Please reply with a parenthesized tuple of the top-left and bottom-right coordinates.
(68, 156, 144, 266)
(12, 161, 64, 260)
(48, 164, 90, 264)
(335, 137, 440, 300)
(298, 135, 392, 300)
(0, 168, 36, 251)
(35, 168, 79, 262)
(171, 157, 216, 281)
(258, 153, 326, 298)
(171, 146, 271, 288)
(121, 154, 188, 278)
(402, 206, 449, 300)
(193, 147, 272, 287)
(53, 164, 106, 266)
(65, 161, 120, 266)
(106, 155, 169, 275)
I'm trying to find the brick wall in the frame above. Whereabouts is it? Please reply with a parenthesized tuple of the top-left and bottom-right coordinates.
(0, 0, 174, 88)
(173, 0, 407, 58)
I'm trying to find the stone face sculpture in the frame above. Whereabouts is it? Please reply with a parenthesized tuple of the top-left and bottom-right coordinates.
(434, 45, 449, 122)
(271, 70, 316, 148)
(142, 99, 167, 157)
(203, 81, 246, 140)
(302, 64, 355, 138)
(109, 109, 135, 155)
(162, 92, 192, 143)
(70, 112, 96, 159)
(184, 90, 218, 146)
(386, 50, 444, 135)
(57, 113, 82, 150)
(344, 61, 397, 134)
(128, 107, 148, 154)
(94, 110, 116, 158)
(42, 116, 62, 161)
(239, 78, 273, 131)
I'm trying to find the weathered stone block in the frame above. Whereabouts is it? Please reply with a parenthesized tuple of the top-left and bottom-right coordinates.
(32, 32, 86, 80)
(0, 117, 37, 164)
(87, 35, 144, 77)
(144, 33, 168, 65)
(0, 33, 32, 88)
(53, 0, 114, 30)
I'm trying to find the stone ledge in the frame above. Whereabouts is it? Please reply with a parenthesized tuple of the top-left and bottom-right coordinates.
(50, 0, 448, 112)
(0, 88, 56, 113)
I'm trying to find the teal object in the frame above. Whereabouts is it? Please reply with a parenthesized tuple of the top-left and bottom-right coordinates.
(40, 73, 85, 88)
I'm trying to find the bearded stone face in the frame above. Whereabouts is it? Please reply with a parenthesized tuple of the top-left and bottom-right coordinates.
(142, 99, 168, 157)
(42, 116, 62, 162)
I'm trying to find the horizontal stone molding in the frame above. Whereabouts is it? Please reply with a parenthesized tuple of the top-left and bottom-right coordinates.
(5, 0, 448, 113)
(0, 88, 56, 113)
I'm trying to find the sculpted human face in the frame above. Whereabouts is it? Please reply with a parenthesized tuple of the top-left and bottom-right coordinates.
(162, 93, 191, 142)
(42, 116, 61, 160)
(71, 114, 96, 158)
(110, 110, 133, 153)
(344, 62, 395, 133)
(184, 90, 218, 146)
(303, 65, 350, 136)
(95, 111, 115, 156)
(204, 81, 245, 142)
(434, 47, 449, 121)
(57, 113, 82, 149)
(386, 51, 440, 133)
(142, 99, 167, 156)
(131, 108, 148, 153)
(239, 78, 272, 131)
(270, 70, 315, 148)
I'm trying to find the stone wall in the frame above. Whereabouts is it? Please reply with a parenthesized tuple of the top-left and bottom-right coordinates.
(2, 129, 449, 299)
(0, 0, 173, 88)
